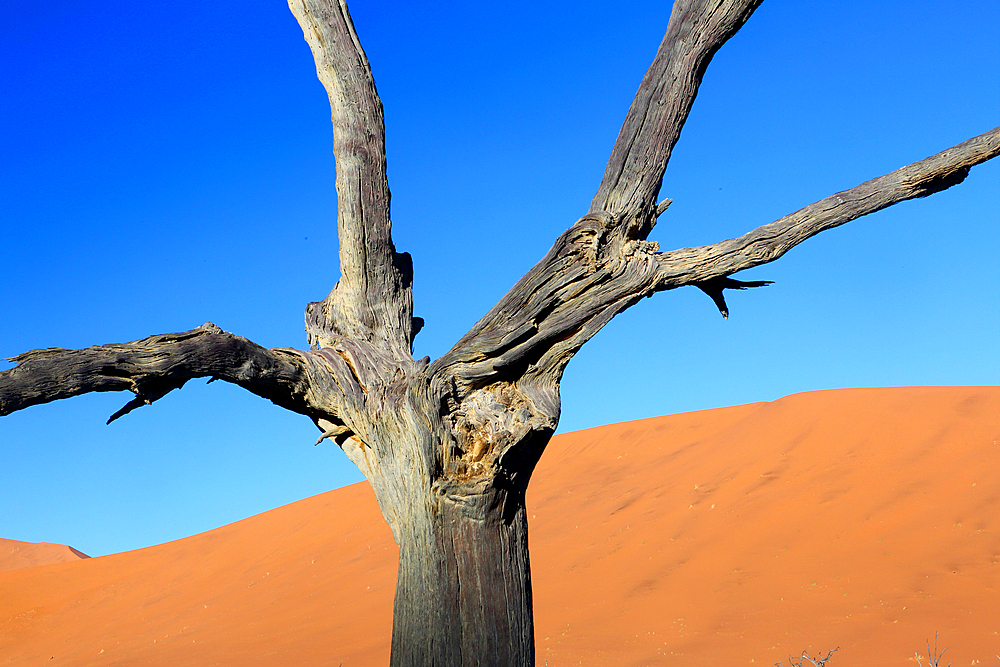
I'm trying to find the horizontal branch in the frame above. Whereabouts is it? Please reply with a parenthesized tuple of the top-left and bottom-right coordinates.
(655, 126, 1000, 285)
(0, 324, 323, 421)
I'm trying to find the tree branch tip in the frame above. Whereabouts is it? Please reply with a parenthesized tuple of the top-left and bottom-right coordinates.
(315, 423, 351, 445)
(106, 396, 146, 425)
(730, 279, 773, 290)
(4, 347, 69, 365)
(694, 277, 773, 320)
(655, 199, 673, 217)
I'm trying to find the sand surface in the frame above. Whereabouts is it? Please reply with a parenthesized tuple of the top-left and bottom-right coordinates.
(0, 540, 88, 574)
(1, 386, 997, 665)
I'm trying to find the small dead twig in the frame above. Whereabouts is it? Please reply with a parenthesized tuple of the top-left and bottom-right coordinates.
(915, 633, 951, 667)
(776, 647, 838, 667)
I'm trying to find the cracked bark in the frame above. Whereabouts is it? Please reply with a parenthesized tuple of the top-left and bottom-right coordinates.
(2, 0, 997, 664)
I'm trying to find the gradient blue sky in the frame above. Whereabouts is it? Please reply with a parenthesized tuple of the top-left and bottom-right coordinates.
(2, 0, 998, 557)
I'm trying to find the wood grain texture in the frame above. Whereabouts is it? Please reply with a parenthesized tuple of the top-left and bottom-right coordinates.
(589, 0, 764, 238)
(288, 0, 416, 357)
(437, 127, 1000, 397)
(654, 126, 1000, 285)
(0, 324, 385, 442)
(1, 324, 305, 416)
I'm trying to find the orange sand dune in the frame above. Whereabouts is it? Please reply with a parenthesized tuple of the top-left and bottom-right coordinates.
(1, 387, 997, 666)
(0, 539, 88, 574)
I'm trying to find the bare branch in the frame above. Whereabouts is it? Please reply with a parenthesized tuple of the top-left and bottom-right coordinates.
(431, 0, 763, 397)
(915, 633, 951, 667)
(288, 0, 416, 356)
(431, 211, 663, 394)
(695, 278, 773, 320)
(435, 127, 999, 397)
(589, 0, 763, 238)
(776, 647, 839, 667)
(0, 324, 326, 420)
(655, 126, 1000, 286)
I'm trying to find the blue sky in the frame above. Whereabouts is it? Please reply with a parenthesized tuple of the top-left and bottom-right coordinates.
(2, 0, 997, 558)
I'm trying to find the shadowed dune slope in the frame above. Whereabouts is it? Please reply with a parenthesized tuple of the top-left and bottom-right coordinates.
(0, 539, 88, 574)
(1, 387, 997, 666)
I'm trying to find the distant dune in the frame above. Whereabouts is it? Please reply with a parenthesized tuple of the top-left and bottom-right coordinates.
(1, 387, 996, 666)
(0, 539, 88, 574)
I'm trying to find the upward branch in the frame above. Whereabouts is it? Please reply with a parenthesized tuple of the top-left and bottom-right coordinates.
(435, 126, 999, 397)
(433, 0, 765, 394)
(289, 0, 417, 357)
(433, 0, 998, 401)
(590, 0, 764, 238)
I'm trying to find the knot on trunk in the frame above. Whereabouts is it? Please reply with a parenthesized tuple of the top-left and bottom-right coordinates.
(305, 287, 356, 350)
(447, 383, 538, 480)
(566, 211, 615, 266)
(566, 210, 661, 273)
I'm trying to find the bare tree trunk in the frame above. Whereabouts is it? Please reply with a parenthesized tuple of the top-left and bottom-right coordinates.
(389, 488, 534, 666)
(330, 384, 550, 666)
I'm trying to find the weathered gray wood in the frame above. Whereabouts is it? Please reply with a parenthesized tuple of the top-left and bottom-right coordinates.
(590, 0, 764, 238)
(654, 126, 1000, 284)
(436, 127, 1000, 397)
(0, 324, 314, 419)
(0, 324, 389, 449)
(287, 0, 417, 357)
(388, 469, 535, 667)
(2, 1, 998, 665)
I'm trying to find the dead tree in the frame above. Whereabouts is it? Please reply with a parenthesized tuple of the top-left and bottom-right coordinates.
(2, 0, 997, 665)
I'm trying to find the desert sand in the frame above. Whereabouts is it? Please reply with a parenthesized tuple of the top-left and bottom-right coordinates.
(1, 386, 997, 665)
(0, 540, 88, 574)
